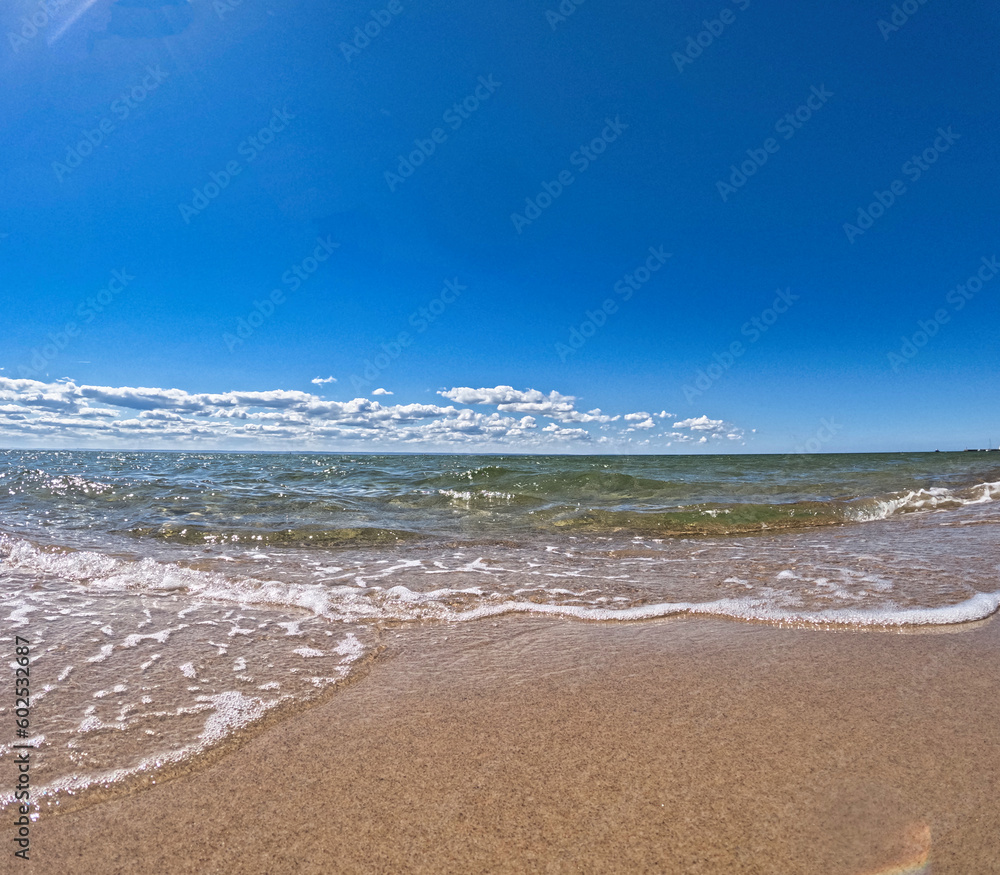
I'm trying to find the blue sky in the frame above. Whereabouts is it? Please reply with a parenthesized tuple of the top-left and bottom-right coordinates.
(1, 0, 998, 452)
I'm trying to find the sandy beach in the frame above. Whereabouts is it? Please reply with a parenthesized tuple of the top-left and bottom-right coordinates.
(12, 613, 999, 874)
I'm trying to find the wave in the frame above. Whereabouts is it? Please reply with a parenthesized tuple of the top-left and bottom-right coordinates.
(0, 468, 116, 497)
(122, 525, 423, 548)
(848, 481, 1000, 521)
(458, 480, 1000, 536)
(4, 450, 1000, 546)
(441, 591, 1000, 627)
(3, 533, 997, 630)
(536, 502, 844, 536)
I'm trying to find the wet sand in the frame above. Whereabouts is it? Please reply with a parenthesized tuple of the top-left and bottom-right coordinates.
(14, 614, 1000, 874)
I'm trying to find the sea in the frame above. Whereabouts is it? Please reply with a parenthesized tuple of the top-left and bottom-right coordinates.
(2, 450, 999, 812)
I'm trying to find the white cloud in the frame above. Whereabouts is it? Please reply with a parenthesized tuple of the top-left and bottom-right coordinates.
(372, 388, 393, 395)
(437, 386, 625, 424)
(623, 412, 656, 430)
(311, 376, 337, 385)
(541, 423, 590, 440)
(438, 385, 579, 419)
(0, 378, 744, 452)
(558, 408, 616, 424)
(673, 415, 726, 432)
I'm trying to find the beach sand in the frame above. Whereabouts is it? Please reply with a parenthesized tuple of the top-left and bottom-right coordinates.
(15, 614, 1000, 874)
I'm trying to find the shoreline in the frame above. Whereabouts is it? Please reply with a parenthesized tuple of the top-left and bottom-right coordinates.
(12, 613, 1000, 873)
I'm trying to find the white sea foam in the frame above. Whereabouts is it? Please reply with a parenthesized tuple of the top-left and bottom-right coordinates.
(851, 481, 1000, 522)
(425, 590, 1000, 627)
(198, 691, 268, 745)
(86, 644, 114, 663)
(0, 543, 376, 814)
(2, 533, 997, 630)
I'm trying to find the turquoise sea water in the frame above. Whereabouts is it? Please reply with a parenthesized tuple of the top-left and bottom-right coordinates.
(2, 450, 999, 810)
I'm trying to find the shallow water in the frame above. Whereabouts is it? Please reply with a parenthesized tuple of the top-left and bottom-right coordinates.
(2, 450, 999, 811)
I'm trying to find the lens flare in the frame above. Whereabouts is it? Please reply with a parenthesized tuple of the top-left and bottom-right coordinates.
(858, 823, 931, 875)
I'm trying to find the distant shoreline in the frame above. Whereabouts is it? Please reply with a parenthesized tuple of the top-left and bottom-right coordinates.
(0, 447, 997, 457)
